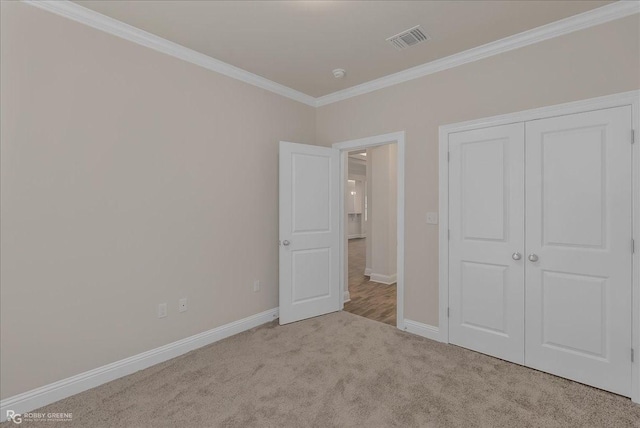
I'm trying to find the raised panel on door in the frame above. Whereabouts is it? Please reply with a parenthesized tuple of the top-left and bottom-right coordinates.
(449, 123, 525, 364)
(279, 142, 340, 325)
(525, 106, 633, 397)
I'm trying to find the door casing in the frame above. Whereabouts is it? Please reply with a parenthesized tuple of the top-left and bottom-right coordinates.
(438, 90, 640, 402)
(332, 132, 406, 330)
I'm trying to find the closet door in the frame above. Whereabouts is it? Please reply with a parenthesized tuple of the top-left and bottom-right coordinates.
(525, 106, 633, 396)
(449, 123, 525, 364)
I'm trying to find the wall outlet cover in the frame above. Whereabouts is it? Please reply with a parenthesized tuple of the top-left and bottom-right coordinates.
(157, 303, 168, 318)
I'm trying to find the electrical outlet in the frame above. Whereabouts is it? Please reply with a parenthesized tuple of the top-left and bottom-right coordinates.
(157, 303, 167, 318)
(253, 280, 260, 292)
(178, 298, 187, 313)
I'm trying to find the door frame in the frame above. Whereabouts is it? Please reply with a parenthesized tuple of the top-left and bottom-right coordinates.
(438, 90, 640, 402)
(333, 131, 406, 329)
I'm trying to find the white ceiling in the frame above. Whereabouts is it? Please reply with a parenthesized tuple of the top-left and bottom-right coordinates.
(74, 1, 612, 98)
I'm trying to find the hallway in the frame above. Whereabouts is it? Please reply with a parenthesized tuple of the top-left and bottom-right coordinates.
(343, 238, 397, 326)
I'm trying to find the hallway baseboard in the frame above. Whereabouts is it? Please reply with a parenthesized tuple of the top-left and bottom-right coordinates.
(348, 234, 366, 239)
(369, 273, 397, 285)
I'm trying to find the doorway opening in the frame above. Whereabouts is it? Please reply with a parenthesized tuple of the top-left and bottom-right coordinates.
(343, 147, 397, 326)
(333, 132, 405, 329)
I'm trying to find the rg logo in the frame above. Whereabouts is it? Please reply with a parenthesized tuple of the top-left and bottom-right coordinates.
(6, 410, 22, 424)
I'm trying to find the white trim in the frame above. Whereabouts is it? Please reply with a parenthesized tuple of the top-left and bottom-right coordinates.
(22, 1, 638, 108)
(631, 92, 640, 404)
(0, 308, 279, 422)
(339, 151, 348, 312)
(21, 0, 316, 107)
(403, 319, 442, 343)
(333, 131, 405, 330)
(343, 291, 351, 303)
(364, 268, 372, 276)
(369, 273, 397, 285)
(334, 132, 405, 151)
(316, 2, 640, 106)
(439, 90, 640, 135)
(438, 122, 450, 344)
(438, 90, 640, 402)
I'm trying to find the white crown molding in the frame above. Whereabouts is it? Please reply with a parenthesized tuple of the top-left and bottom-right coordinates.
(21, 0, 317, 107)
(0, 308, 279, 422)
(315, 1, 640, 107)
(21, 1, 640, 108)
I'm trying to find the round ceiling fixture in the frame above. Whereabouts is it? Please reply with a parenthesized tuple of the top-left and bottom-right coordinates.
(332, 68, 346, 79)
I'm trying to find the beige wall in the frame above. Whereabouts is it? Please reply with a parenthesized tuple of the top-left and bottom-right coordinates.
(370, 144, 397, 281)
(2, 0, 639, 402)
(0, 2, 315, 399)
(316, 15, 640, 327)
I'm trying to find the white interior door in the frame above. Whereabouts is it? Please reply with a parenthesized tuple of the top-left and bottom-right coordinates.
(279, 141, 340, 325)
(448, 123, 525, 364)
(525, 106, 633, 396)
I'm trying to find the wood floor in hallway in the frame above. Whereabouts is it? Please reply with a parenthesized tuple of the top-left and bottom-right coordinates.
(343, 238, 397, 326)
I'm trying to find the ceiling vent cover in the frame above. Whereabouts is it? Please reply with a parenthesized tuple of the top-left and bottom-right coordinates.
(386, 25, 430, 50)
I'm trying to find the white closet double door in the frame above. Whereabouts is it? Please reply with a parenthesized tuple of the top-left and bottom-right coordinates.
(448, 106, 633, 396)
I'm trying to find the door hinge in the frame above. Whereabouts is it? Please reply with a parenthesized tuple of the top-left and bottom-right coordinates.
(633, 238, 636, 254)
(447, 151, 450, 162)
(632, 129, 636, 144)
(632, 348, 635, 363)
(447, 307, 450, 318)
(448, 229, 450, 240)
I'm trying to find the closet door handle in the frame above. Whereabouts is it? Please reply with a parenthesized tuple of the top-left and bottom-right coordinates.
(528, 253, 539, 262)
(512, 252, 521, 261)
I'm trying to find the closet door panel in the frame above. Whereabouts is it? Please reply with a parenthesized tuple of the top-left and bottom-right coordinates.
(525, 106, 633, 396)
(449, 123, 525, 364)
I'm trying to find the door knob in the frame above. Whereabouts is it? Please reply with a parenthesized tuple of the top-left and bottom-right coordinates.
(512, 252, 522, 261)
(528, 253, 539, 262)
(282, 240, 290, 246)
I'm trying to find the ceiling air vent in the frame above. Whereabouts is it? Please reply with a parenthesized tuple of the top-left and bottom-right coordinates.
(386, 25, 430, 50)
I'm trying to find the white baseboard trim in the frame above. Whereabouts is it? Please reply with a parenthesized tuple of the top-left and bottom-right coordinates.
(364, 268, 372, 276)
(403, 319, 443, 343)
(0, 308, 279, 422)
(347, 234, 366, 239)
(369, 272, 397, 285)
(343, 291, 351, 303)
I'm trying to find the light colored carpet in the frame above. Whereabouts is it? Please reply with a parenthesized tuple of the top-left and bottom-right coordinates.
(4, 311, 640, 427)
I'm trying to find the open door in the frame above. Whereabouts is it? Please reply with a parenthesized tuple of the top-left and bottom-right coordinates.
(279, 141, 340, 324)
